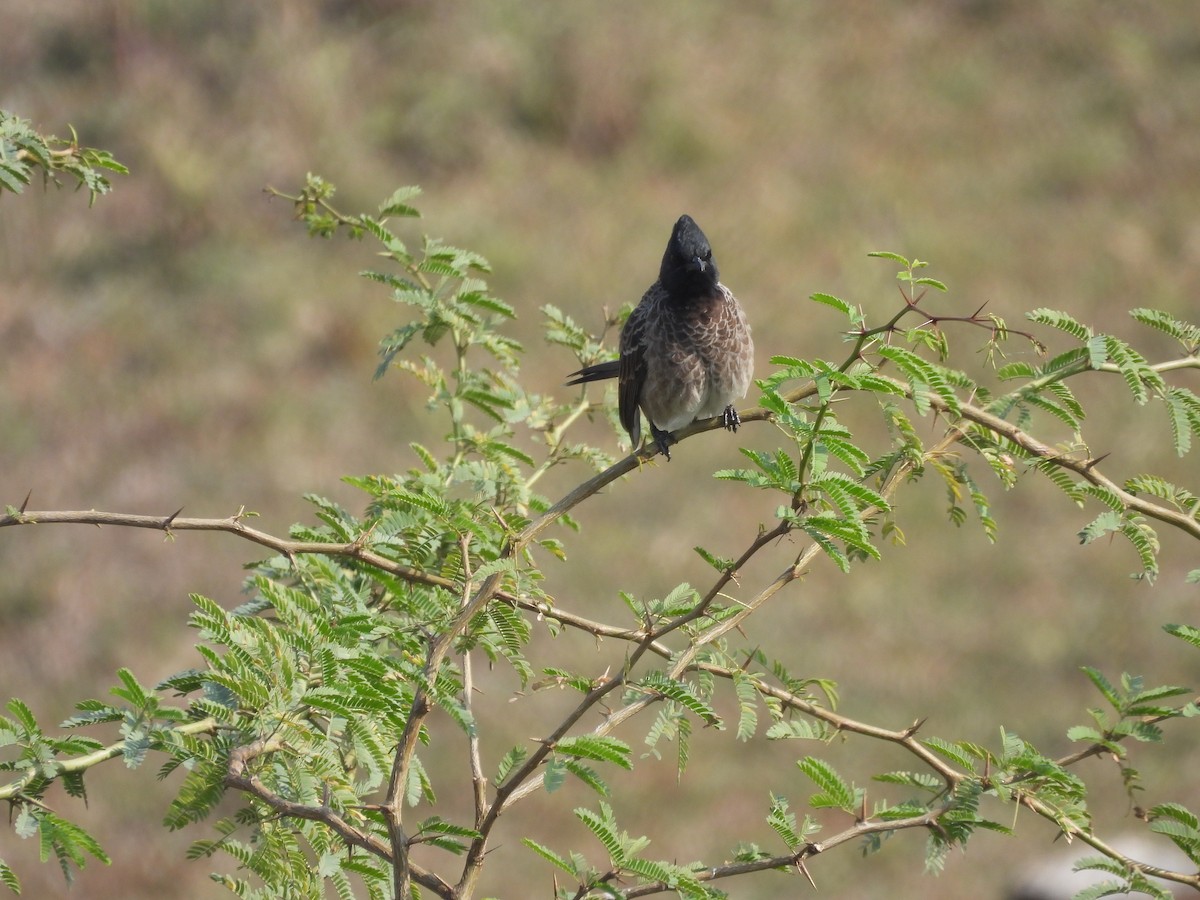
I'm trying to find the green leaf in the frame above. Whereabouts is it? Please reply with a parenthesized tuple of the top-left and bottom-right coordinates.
(637, 672, 721, 727)
(877, 345, 962, 415)
(873, 771, 942, 790)
(693, 545, 734, 573)
(1078, 510, 1122, 545)
(732, 672, 759, 741)
(575, 804, 624, 865)
(796, 756, 855, 811)
(1086, 333, 1109, 369)
(1163, 623, 1200, 650)
(1130, 307, 1200, 349)
(766, 793, 801, 848)
(867, 250, 910, 265)
(1081, 666, 1121, 709)
(810, 292, 856, 319)
(1120, 517, 1160, 580)
(0, 161, 27, 193)
(521, 838, 578, 876)
(458, 290, 515, 319)
(1104, 334, 1163, 404)
(920, 736, 978, 771)
(561, 760, 611, 797)
(801, 514, 879, 561)
(555, 736, 632, 770)
(655, 582, 701, 617)
(6, 698, 38, 732)
(1148, 803, 1200, 864)
(543, 757, 567, 793)
(766, 719, 833, 741)
(415, 817, 481, 842)
(996, 361, 1037, 380)
(1066, 725, 1104, 743)
(0, 859, 17, 892)
(803, 525, 852, 573)
(1126, 682, 1190, 708)
(1027, 308, 1093, 341)
(495, 745, 528, 786)
(1163, 388, 1199, 456)
(676, 714, 692, 776)
(811, 471, 890, 514)
(541, 667, 596, 694)
(378, 185, 422, 217)
(1022, 387, 1083, 430)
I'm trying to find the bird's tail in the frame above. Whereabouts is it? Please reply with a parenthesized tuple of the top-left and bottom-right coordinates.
(564, 359, 620, 386)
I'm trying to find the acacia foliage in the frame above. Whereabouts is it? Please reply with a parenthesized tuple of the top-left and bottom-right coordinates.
(2, 170, 1199, 899)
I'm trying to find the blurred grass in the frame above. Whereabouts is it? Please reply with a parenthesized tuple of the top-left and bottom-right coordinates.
(2, 1, 1199, 897)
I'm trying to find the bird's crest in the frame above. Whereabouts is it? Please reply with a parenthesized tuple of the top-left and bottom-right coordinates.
(661, 214, 719, 296)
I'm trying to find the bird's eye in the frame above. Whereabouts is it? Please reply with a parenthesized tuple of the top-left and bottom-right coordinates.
(702, 250, 712, 261)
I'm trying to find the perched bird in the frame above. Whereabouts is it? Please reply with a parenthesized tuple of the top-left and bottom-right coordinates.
(566, 215, 754, 460)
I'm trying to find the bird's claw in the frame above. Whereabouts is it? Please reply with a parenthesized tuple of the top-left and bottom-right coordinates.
(650, 425, 676, 461)
(721, 405, 741, 433)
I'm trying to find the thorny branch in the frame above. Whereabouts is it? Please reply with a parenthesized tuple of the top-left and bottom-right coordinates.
(4, 326, 1199, 896)
(224, 737, 456, 897)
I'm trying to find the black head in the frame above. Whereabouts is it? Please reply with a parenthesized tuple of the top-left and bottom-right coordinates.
(659, 214, 720, 299)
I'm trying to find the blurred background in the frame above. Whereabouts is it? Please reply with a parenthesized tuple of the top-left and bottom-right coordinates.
(2, 1, 1199, 897)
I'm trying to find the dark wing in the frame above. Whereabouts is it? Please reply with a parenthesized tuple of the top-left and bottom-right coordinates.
(617, 300, 650, 448)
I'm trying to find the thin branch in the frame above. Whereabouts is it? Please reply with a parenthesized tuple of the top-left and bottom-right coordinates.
(525, 396, 597, 493)
(225, 737, 388, 858)
(949, 399, 1200, 540)
(463, 650, 487, 824)
(223, 737, 456, 898)
(1017, 793, 1200, 893)
(0, 717, 219, 802)
(0, 506, 540, 607)
(1050, 700, 1200, 771)
(503, 597, 675, 659)
(388, 553, 517, 900)
(1096, 356, 1200, 375)
(694, 661, 961, 783)
(649, 520, 792, 645)
(620, 803, 955, 898)
(458, 537, 490, 899)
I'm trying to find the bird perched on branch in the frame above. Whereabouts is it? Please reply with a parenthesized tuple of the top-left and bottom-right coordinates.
(566, 214, 754, 460)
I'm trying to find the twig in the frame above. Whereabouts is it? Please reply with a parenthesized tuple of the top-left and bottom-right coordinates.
(949, 400, 1200, 540)
(458, 537, 490, 889)
(1017, 793, 1200, 892)
(224, 737, 456, 898)
(0, 717, 219, 802)
(619, 803, 954, 898)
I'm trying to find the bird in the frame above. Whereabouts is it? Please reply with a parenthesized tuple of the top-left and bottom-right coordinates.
(566, 214, 754, 460)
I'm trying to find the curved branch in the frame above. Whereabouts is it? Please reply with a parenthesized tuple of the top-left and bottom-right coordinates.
(622, 803, 953, 898)
(1017, 793, 1200, 893)
(224, 737, 456, 898)
(0, 717, 219, 802)
(0, 507, 440, 580)
(950, 400, 1200, 540)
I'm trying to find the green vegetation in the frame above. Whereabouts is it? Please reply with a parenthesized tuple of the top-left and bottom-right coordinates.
(0, 110, 126, 202)
(4, 5, 1200, 898)
(3, 152, 1199, 897)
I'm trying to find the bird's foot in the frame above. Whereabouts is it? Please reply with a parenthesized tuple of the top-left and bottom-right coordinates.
(721, 405, 741, 433)
(649, 425, 676, 461)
